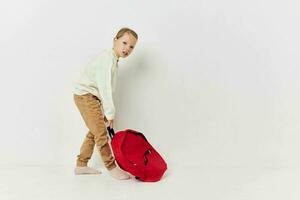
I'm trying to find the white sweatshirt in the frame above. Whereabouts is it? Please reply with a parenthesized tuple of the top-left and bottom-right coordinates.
(73, 49, 119, 120)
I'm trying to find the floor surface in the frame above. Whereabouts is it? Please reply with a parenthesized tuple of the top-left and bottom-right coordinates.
(0, 165, 299, 200)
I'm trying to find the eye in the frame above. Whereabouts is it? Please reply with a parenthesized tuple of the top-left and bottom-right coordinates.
(130, 46, 134, 49)
(123, 41, 127, 45)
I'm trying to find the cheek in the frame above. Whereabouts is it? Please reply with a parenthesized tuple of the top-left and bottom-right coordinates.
(116, 42, 123, 49)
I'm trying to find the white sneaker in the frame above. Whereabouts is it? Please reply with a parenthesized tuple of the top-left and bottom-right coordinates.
(109, 167, 130, 180)
(74, 166, 101, 175)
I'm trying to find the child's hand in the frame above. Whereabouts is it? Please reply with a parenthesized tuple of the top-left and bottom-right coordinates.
(104, 116, 108, 123)
(106, 120, 114, 129)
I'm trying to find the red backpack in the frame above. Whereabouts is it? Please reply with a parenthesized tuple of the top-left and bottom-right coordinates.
(108, 128, 167, 182)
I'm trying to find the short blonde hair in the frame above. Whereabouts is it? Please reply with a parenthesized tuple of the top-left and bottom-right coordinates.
(115, 27, 138, 40)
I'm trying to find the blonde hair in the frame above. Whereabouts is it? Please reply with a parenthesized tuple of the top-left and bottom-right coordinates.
(115, 27, 138, 40)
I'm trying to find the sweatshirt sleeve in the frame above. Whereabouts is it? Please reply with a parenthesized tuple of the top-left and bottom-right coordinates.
(94, 53, 115, 120)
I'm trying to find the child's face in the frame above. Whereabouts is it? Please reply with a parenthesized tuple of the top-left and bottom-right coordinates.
(113, 32, 137, 58)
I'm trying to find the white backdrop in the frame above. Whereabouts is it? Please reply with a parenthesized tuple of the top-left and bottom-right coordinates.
(0, 0, 299, 169)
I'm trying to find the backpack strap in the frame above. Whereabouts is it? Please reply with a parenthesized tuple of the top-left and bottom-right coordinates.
(107, 127, 115, 139)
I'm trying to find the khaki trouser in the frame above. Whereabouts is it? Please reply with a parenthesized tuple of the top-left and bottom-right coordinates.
(74, 93, 116, 170)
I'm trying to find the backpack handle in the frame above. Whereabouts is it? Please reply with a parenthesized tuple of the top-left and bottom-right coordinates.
(107, 128, 148, 141)
(107, 127, 115, 139)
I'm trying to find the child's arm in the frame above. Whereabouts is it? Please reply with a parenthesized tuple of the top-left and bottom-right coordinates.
(94, 54, 116, 121)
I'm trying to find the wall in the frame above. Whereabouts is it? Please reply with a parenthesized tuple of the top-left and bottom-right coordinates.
(0, 0, 299, 168)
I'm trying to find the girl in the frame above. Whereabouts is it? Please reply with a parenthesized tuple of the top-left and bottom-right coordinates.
(73, 28, 138, 180)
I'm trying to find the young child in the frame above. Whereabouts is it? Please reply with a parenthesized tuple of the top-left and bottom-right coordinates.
(73, 28, 138, 180)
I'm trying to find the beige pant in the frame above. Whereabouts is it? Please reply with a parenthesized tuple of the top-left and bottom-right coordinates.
(74, 93, 116, 170)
